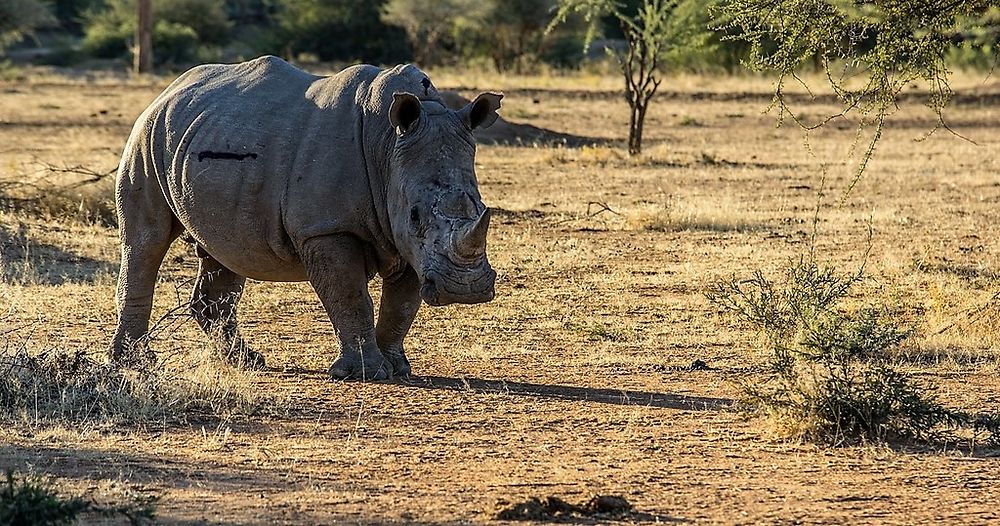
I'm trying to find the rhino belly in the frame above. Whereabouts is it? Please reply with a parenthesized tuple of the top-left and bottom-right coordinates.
(173, 152, 307, 282)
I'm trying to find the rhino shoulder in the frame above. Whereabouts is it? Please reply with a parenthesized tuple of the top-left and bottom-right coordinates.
(378, 64, 443, 103)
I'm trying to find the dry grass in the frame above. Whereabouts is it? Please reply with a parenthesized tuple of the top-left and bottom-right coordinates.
(1, 66, 1000, 524)
(1, 313, 282, 429)
(626, 195, 767, 233)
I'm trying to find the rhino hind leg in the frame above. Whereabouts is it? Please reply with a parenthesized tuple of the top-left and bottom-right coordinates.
(190, 248, 264, 370)
(301, 234, 391, 381)
(110, 174, 183, 366)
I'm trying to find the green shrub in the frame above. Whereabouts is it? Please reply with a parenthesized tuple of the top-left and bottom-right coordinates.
(540, 33, 587, 69)
(0, 471, 156, 526)
(709, 255, 1000, 445)
(267, 0, 410, 64)
(0, 0, 53, 53)
(946, 41, 999, 71)
(0, 472, 87, 526)
(82, 0, 230, 65)
(152, 20, 200, 65)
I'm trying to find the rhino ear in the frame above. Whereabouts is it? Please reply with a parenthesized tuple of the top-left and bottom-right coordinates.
(461, 92, 503, 130)
(389, 92, 422, 134)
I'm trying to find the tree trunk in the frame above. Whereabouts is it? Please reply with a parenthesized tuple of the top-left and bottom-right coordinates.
(628, 100, 646, 155)
(134, 0, 153, 74)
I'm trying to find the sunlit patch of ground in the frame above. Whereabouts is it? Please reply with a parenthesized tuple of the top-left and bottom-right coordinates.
(1, 67, 999, 524)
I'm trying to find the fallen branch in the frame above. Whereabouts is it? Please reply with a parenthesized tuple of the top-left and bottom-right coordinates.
(555, 201, 623, 225)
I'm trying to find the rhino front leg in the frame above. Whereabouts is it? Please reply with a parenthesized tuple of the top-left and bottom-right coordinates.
(376, 266, 421, 378)
(301, 234, 390, 381)
(190, 248, 264, 370)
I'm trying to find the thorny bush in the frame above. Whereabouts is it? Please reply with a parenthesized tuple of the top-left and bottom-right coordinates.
(709, 255, 1000, 446)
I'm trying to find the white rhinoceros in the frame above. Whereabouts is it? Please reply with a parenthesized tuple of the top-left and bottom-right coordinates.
(110, 56, 501, 380)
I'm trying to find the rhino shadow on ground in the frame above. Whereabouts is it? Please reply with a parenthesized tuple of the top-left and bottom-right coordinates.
(398, 375, 732, 411)
(0, 223, 115, 285)
(441, 91, 607, 147)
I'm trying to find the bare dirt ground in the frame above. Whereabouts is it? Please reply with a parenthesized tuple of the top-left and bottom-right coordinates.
(1, 67, 999, 524)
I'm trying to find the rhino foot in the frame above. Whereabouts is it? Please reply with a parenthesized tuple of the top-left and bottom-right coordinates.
(329, 353, 391, 381)
(224, 347, 266, 371)
(215, 337, 266, 370)
(108, 339, 157, 369)
(383, 348, 412, 378)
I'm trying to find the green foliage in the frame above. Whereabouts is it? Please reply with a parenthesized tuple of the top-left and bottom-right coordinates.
(0, 0, 54, 53)
(0, 471, 157, 526)
(564, 321, 627, 342)
(945, 7, 1000, 69)
(50, 0, 741, 72)
(665, 0, 749, 71)
(82, 0, 231, 64)
(540, 32, 588, 68)
(381, 0, 484, 66)
(0, 472, 87, 526)
(385, 0, 581, 71)
(271, 0, 408, 63)
(709, 255, 1000, 445)
(52, 0, 102, 32)
(718, 0, 1000, 191)
(474, 0, 559, 72)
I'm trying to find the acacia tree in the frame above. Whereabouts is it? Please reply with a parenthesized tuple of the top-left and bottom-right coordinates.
(549, 0, 683, 155)
(719, 0, 1000, 191)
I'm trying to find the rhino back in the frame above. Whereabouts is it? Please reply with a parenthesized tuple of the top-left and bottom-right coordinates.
(138, 56, 380, 281)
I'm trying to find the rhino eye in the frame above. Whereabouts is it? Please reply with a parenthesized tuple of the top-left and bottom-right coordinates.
(410, 206, 420, 225)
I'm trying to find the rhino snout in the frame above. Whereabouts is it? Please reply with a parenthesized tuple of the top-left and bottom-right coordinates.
(420, 265, 496, 306)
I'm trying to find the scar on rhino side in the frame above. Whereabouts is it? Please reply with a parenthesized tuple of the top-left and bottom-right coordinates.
(198, 151, 259, 162)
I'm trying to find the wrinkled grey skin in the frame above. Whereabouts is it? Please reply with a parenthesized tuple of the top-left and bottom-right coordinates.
(109, 56, 501, 380)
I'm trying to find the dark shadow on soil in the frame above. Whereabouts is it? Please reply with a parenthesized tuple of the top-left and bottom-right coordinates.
(0, 442, 293, 492)
(441, 91, 607, 147)
(0, 223, 114, 284)
(913, 259, 999, 283)
(491, 207, 551, 224)
(397, 375, 733, 411)
(475, 121, 607, 147)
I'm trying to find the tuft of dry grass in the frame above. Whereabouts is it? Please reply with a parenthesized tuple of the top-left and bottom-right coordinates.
(627, 196, 767, 233)
(0, 338, 280, 427)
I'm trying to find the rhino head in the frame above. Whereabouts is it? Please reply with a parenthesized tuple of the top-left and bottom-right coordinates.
(385, 91, 503, 306)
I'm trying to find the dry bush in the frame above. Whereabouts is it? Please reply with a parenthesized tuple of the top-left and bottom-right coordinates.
(0, 161, 117, 226)
(0, 337, 278, 427)
(709, 254, 1000, 446)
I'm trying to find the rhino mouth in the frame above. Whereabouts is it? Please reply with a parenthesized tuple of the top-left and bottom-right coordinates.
(420, 261, 496, 306)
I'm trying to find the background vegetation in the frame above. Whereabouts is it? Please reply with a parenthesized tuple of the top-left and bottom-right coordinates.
(3, 0, 999, 74)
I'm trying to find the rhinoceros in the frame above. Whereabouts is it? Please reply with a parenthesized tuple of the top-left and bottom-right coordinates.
(109, 56, 501, 380)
